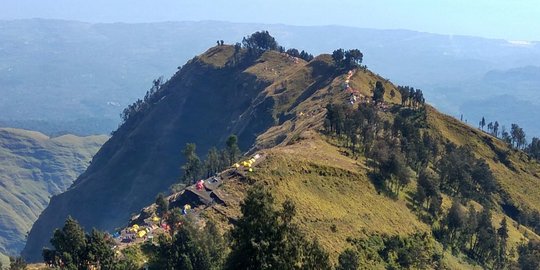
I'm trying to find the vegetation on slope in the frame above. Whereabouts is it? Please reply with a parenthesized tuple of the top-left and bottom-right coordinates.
(0, 128, 107, 257)
(22, 31, 321, 262)
(25, 31, 540, 269)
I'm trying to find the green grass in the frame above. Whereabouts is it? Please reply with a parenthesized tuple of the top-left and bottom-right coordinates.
(0, 128, 107, 256)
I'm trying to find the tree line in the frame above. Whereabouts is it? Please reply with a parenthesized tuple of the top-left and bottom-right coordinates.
(232, 31, 314, 64)
(331, 49, 363, 71)
(477, 116, 540, 160)
(323, 83, 540, 268)
(38, 186, 331, 270)
(39, 184, 540, 269)
(397, 86, 425, 108)
(119, 77, 165, 126)
(179, 135, 241, 185)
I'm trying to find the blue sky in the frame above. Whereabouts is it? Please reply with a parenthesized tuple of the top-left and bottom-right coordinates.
(2, 0, 538, 41)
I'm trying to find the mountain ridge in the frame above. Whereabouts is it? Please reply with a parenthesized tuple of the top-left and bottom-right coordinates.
(22, 40, 540, 268)
(2, 19, 540, 137)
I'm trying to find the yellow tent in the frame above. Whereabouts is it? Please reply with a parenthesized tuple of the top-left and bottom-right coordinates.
(133, 224, 139, 230)
(152, 216, 160, 222)
(138, 230, 147, 238)
(248, 168, 253, 172)
(233, 163, 240, 168)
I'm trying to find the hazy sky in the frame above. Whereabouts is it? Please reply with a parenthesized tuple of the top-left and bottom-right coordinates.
(2, 0, 539, 41)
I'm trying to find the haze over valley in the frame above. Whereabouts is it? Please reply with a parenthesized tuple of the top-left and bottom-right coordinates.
(1, 1, 540, 269)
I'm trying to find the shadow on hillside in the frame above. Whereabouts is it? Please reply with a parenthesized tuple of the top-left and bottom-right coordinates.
(404, 190, 435, 224)
(367, 171, 398, 200)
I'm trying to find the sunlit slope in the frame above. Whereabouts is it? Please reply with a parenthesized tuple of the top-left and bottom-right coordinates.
(426, 106, 540, 214)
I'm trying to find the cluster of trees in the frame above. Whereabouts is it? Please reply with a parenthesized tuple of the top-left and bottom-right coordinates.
(518, 239, 540, 270)
(153, 186, 333, 269)
(325, 103, 379, 156)
(414, 169, 443, 219)
(323, 86, 540, 268)
(397, 86, 425, 108)
(331, 49, 363, 70)
(507, 124, 527, 149)
(227, 186, 332, 270)
(120, 77, 165, 125)
(438, 201, 540, 269)
(180, 135, 241, 184)
(437, 144, 497, 203)
(513, 206, 540, 238)
(527, 137, 540, 160)
(241, 31, 279, 57)
(437, 203, 508, 268)
(478, 117, 526, 149)
(477, 117, 540, 186)
(152, 217, 226, 270)
(285, 48, 314, 62)
(231, 31, 315, 67)
(45, 185, 334, 270)
(41, 217, 135, 270)
(44, 182, 540, 270)
(343, 233, 442, 269)
(325, 101, 433, 197)
(477, 117, 538, 154)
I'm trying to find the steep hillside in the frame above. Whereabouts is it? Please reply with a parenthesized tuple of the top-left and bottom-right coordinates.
(23, 42, 540, 268)
(0, 128, 107, 256)
(23, 45, 327, 261)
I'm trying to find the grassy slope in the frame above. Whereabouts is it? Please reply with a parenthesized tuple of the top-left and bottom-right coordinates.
(25, 48, 540, 268)
(0, 128, 108, 256)
(208, 56, 540, 267)
(427, 106, 540, 214)
(255, 132, 430, 251)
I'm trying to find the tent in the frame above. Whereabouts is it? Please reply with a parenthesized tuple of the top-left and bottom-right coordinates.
(196, 180, 204, 190)
(138, 230, 147, 238)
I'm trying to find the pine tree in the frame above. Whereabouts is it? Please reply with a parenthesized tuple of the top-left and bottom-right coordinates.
(372, 81, 385, 104)
(181, 143, 203, 183)
(205, 147, 220, 177)
(48, 216, 87, 269)
(226, 186, 330, 270)
(446, 200, 466, 246)
(497, 218, 509, 268)
(226, 135, 241, 166)
(155, 193, 169, 216)
(226, 186, 281, 269)
(86, 229, 116, 269)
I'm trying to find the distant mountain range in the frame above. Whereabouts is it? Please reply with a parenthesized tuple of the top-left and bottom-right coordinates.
(0, 128, 107, 256)
(1, 19, 539, 136)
